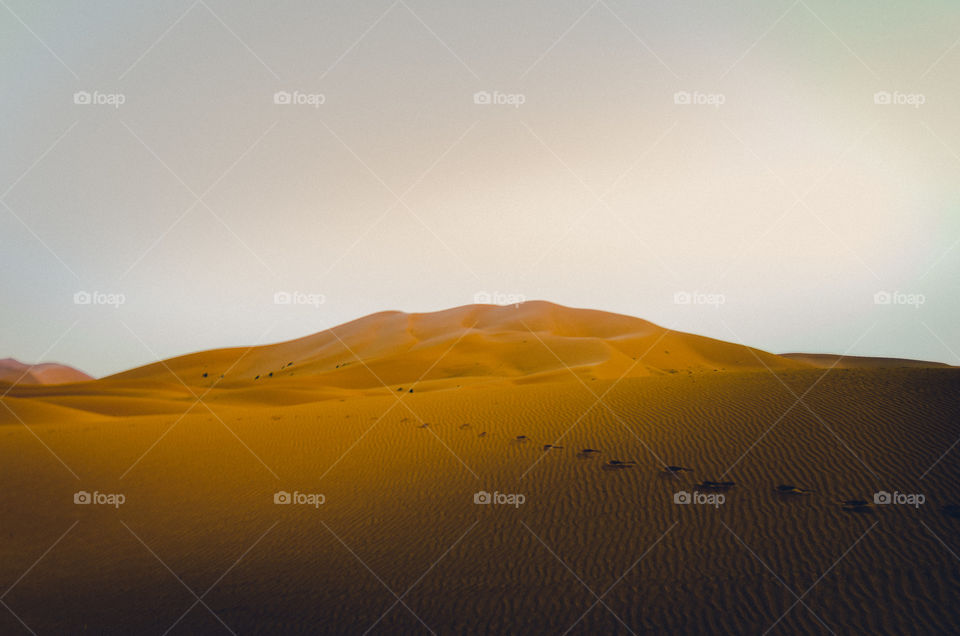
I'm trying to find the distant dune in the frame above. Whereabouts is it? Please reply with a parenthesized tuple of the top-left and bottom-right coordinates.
(0, 358, 92, 386)
(781, 353, 950, 369)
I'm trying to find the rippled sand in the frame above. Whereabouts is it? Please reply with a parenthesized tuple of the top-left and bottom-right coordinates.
(1, 367, 958, 634)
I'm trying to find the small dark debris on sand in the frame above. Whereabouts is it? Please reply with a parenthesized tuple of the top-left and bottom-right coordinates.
(775, 484, 813, 495)
(697, 480, 736, 491)
(839, 499, 874, 513)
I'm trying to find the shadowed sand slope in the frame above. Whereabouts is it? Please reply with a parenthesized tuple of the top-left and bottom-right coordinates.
(0, 367, 958, 634)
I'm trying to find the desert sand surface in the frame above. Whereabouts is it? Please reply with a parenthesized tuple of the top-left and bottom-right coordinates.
(1, 302, 958, 634)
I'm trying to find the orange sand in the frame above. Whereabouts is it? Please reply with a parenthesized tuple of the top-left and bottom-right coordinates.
(1, 302, 956, 633)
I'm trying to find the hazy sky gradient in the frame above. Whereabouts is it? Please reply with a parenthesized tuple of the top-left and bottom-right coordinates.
(2, 0, 959, 376)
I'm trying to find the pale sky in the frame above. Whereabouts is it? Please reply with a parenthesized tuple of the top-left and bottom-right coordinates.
(2, 0, 959, 377)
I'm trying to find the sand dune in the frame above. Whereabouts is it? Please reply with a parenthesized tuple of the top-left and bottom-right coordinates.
(102, 301, 814, 386)
(1, 303, 958, 633)
(7, 302, 949, 422)
(3, 301, 820, 420)
(0, 358, 92, 386)
(781, 353, 951, 369)
(5, 301, 794, 399)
